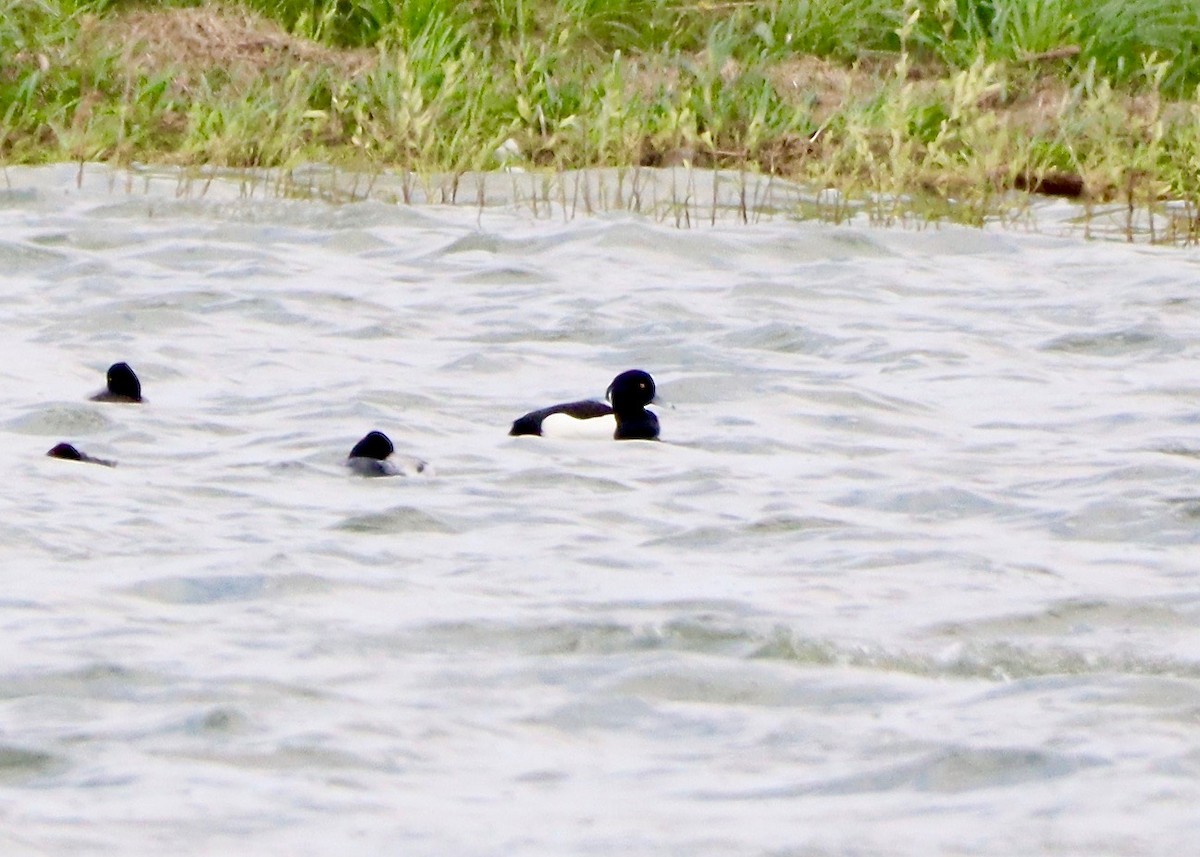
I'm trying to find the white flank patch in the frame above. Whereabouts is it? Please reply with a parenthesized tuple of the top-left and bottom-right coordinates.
(539, 412, 618, 439)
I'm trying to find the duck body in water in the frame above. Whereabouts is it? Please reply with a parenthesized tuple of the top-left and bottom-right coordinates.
(90, 362, 142, 403)
(346, 430, 429, 477)
(46, 442, 116, 468)
(509, 370, 660, 440)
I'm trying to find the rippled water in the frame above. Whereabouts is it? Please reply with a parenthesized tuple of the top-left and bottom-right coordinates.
(3, 164, 1200, 855)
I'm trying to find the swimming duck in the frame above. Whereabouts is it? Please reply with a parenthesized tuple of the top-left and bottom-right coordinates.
(46, 442, 115, 467)
(509, 369, 660, 440)
(90, 362, 142, 403)
(346, 430, 428, 477)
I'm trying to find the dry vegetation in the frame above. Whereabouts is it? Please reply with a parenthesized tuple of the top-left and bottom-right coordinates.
(93, 5, 374, 86)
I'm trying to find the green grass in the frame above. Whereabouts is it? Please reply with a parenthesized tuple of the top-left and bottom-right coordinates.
(200, 0, 1200, 91)
(258, 0, 1200, 91)
(2, 0, 1199, 238)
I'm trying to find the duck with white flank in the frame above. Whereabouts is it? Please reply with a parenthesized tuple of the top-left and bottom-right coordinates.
(509, 369, 660, 440)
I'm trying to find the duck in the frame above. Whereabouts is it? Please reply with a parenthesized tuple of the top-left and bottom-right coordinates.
(509, 369, 660, 440)
(90, 362, 142, 403)
(346, 430, 428, 477)
(46, 442, 116, 468)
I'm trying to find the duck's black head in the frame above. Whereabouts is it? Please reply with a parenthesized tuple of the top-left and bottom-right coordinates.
(606, 370, 656, 413)
(47, 442, 83, 461)
(106, 362, 142, 401)
(349, 430, 394, 461)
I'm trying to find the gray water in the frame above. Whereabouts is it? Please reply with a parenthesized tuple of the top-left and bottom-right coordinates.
(3, 164, 1200, 856)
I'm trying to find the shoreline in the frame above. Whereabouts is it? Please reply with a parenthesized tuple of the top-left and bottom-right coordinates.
(5, 161, 1192, 247)
(3, 0, 1198, 240)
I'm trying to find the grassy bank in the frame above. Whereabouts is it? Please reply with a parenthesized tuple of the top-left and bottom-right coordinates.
(2, 0, 1199, 235)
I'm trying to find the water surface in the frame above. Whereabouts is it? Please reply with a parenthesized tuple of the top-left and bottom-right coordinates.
(3, 164, 1200, 855)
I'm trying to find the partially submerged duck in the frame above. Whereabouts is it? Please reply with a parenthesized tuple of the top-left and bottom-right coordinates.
(90, 362, 142, 403)
(509, 369, 660, 440)
(46, 442, 115, 468)
(346, 430, 428, 477)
